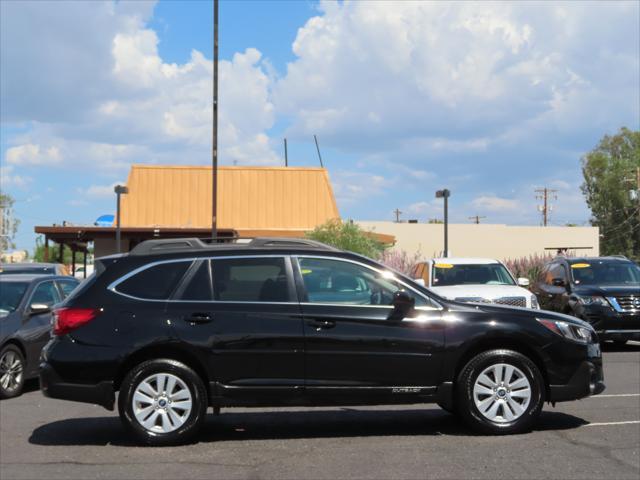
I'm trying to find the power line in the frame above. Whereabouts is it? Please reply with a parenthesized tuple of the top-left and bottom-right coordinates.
(535, 188, 558, 226)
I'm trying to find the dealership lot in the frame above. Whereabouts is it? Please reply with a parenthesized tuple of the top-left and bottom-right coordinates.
(1, 344, 638, 480)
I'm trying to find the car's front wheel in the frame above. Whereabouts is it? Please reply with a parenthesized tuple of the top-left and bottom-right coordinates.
(0, 345, 25, 399)
(118, 359, 207, 445)
(456, 349, 544, 435)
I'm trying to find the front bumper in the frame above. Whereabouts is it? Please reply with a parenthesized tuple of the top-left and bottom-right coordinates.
(40, 362, 115, 410)
(548, 358, 605, 402)
(580, 307, 640, 341)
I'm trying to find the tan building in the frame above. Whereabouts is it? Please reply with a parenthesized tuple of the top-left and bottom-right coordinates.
(356, 221, 600, 260)
(36, 164, 392, 260)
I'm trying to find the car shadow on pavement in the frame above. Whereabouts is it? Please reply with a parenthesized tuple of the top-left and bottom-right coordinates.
(601, 342, 640, 353)
(29, 408, 588, 447)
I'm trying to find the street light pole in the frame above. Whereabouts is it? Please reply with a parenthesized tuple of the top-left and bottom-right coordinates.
(435, 189, 451, 257)
(114, 185, 129, 253)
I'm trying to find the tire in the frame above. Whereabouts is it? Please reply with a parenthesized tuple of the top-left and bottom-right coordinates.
(118, 359, 207, 446)
(0, 345, 25, 399)
(456, 349, 544, 435)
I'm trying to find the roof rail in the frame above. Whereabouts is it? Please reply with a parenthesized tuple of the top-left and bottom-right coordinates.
(129, 236, 337, 256)
(247, 237, 338, 250)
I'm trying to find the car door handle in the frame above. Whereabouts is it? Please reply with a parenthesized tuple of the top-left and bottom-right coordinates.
(307, 319, 336, 330)
(185, 313, 213, 324)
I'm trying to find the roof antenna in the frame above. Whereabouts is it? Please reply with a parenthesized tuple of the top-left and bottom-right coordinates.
(284, 138, 288, 167)
(313, 134, 324, 168)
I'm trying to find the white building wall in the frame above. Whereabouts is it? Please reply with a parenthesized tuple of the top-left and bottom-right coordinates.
(356, 222, 600, 260)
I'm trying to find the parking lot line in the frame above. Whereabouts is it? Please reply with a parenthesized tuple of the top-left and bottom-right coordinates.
(592, 393, 640, 398)
(583, 420, 640, 427)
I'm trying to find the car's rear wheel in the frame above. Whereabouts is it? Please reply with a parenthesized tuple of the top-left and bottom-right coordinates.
(118, 359, 207, 445)
(0, 345, 25, 400)
(456, 349, 544, 435)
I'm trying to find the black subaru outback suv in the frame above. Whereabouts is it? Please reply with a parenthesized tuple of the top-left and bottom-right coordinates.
(40, 238, 604, 445)
(531, 256, 640, 344)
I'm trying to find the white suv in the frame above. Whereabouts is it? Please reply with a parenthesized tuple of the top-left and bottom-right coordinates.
(411, 258, 539, 309)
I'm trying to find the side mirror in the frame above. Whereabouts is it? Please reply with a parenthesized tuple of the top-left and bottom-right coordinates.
(388, 290, 415, 321)
(551, 278, 565, 287)
(30, 303, 51, 315)
(517, 277, 530, 287)
(414, 278, 426, 287)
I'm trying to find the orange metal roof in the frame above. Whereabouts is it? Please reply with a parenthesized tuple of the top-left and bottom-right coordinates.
(119, 165, 340, 230)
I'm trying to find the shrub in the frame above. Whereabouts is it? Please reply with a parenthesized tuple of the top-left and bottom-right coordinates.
(380, 249, 425, 276)
(306, 219, 387, 259)
(503, 253, 557, 285)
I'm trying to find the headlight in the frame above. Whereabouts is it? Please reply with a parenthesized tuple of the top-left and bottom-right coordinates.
(577, 296, 609, 307)
(530, 295, 540, 309)
(537, 318, 594, 343)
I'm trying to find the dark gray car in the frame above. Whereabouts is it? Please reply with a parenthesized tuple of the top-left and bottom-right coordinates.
(0, 274, 79, 398)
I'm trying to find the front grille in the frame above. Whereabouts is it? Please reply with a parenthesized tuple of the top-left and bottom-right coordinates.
(613, 295, 640, 312)
(454, 296, 527, 308)
(494, 296, 527, 308)
(455, 297, 492, 304)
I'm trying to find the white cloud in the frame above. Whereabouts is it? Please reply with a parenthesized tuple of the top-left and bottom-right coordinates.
(472, 195, 520, 212)
(275, 1, 638, 155)
(1, 1, 279, 178)
(5, 144, 62, 166)
(77, 182, 124, 198)
(0, 165, 32, 189)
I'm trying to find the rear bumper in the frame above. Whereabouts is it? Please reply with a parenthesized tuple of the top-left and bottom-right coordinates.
(548, 359, 605, 402)
(40, 362, 115, 411)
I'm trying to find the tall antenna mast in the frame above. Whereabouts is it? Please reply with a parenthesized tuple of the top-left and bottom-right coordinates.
(211, 0, 219, 238)
(313, 134, 324, 168)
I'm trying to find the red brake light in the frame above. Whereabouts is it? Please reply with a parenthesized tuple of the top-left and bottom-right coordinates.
(53, 308, 100, 336)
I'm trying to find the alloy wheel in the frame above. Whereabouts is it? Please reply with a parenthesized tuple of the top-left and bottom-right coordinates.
(131, 373, 193, 433)
(473, 363, 531, 423)
(0, 350, 24, 394)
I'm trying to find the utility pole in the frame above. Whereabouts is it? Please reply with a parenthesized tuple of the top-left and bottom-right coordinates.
(211, 0, 219, 239)
(393, 208, 402, 223)
(535, 188, 558, 226)
(469, 215, 486, 224)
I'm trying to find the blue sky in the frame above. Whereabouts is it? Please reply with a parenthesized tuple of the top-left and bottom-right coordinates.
(1, 0, 639, 252)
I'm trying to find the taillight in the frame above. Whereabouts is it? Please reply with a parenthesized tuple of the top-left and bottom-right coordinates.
(53, 308, 101, 336)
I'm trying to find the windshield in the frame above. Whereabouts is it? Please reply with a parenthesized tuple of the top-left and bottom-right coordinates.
(570, 261, 640, 286)
(432, 263, 516, 287)
(0, 282, 28, 317)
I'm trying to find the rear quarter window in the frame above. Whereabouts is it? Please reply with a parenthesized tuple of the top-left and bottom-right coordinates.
(115, 261, 191, 300)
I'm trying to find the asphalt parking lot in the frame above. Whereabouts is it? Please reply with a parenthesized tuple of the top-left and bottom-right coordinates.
(1, 343, 639, 480)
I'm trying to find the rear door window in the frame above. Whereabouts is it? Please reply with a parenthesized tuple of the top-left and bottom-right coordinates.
(211, 257, 293, 302)
(178, 260, 214, 301)
(116, 261, 191, 300)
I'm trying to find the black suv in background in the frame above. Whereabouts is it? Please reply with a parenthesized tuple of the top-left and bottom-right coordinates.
(531, 256, 640, 344)
(40, 238, 604, 445)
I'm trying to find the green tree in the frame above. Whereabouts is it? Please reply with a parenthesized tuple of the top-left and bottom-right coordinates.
(0, 193, 20, 252)
(306, 219, 387, 259)
(581, 127, 640, 259)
